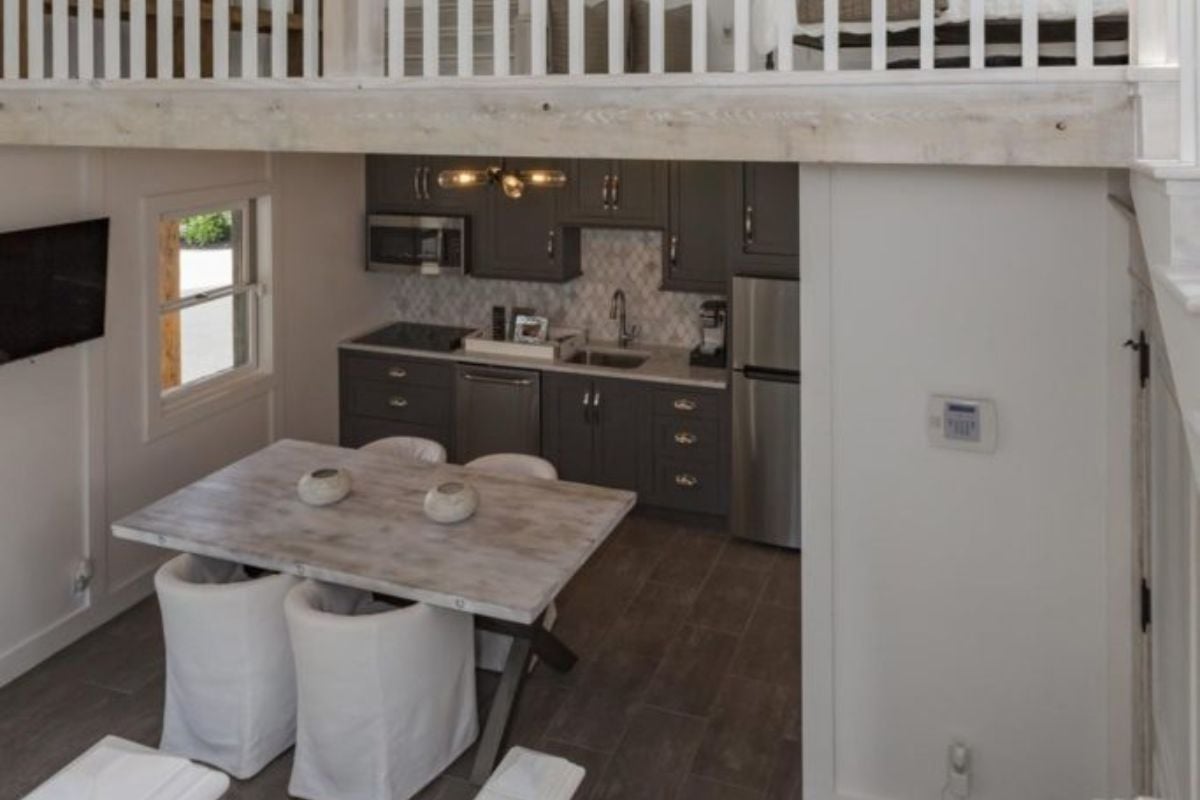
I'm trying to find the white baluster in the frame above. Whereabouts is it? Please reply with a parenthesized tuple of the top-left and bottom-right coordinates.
(568, 0, 582, 74)
(2, 0, 17, 79)
(775, 1, 793, 71)
(1075, 0, 1092, 66)
(823, 0, 838, 70)
(103, 0, 118, 77)
(1022, 0, 1038, 67)
(185, 0, 200, 77)
(493, 0, 509, 76)
(130, 0, 146, 78)
(422, 0, 438, 76)
(608, 0, 624, 74)
(304, 0, 318, 76)
(919, 0, 934, 68)
(78, 0, 94, 79)
(969, 0, 983, 68)
(457, 0, 473, 76)
(27, 0, 44, 78)
(530, 0, 546, 76)
(734, 0, 749, 71)
(51, 0, 67, 78)
(388, 0, 404, 76)
(691, 0, 707, 73)
(271, 0, 287, 75)
(215, 0, 231, 79)
(156, 0, 172, 78)
(649, 0, 664, 73)
(242, 0, 259, 78)
(871, 0, 885, 69)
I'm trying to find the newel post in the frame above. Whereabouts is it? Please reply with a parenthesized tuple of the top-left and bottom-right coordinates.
(323, 0, 387, 77)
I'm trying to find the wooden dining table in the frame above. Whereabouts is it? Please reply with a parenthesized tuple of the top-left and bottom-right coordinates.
(111, 438, 637, 784)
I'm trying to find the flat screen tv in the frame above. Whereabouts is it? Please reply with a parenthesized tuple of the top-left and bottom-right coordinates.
(0, 218, 110, 366)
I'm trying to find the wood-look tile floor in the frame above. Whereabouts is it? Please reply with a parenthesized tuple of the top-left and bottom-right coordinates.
(0, 512, 800, 800)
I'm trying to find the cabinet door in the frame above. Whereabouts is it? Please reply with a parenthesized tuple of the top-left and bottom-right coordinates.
(609, 160, 668, 228)
(591, 377, 647, 492)
(663, 161, 736, 293)
(476, 158, 580, 282)
(541, 372, 596, 484)
(735, 162, 799, 277)
(366, 154, 426, 211)
(565, 160, 615, 225)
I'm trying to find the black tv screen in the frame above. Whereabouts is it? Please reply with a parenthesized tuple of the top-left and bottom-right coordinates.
(0, 218, 110, 365)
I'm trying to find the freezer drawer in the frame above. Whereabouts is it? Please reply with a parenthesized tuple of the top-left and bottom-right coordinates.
(454, 365, 541, 464)
(732, 370, 800, 549)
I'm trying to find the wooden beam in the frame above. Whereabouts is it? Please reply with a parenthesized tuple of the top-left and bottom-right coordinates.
(0, 76, 1135, 167)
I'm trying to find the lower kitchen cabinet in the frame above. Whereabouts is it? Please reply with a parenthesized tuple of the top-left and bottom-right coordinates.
(643, 385, 730, 515)
(542, 373, 649, 493)
(339, 351, 456, 458)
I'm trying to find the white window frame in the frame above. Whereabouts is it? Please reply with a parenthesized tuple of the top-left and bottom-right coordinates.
(142, 182, 275, 442)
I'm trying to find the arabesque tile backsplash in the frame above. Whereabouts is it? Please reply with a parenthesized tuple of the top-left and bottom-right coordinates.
(389, 229, 723, 348)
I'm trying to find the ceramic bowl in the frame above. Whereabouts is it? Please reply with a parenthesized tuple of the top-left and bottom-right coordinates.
(424, 481, 479, 524)
(297, 467, 352, 506)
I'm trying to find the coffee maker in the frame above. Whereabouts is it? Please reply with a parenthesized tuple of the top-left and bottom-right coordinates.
(690, 299, 728, 367)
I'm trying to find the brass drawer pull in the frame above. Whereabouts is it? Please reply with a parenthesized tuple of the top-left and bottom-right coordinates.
(387, 367, 408, 379)
(674, 431, 698, 446)
(674, 473, 699, 489)
(388, 396, 409, 408)
(672, 398, 697, 412)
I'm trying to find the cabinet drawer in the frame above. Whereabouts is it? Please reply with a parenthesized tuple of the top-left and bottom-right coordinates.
(652, 387, 724, 421)
(653, 417, 720, 461)
(346, 380, 451, 425)
(342, 353, 452, 389)
(650, 457, 725, 515)
(341, 416, 451, 453)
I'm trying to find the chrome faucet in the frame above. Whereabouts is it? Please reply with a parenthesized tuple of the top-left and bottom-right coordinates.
(610, 289, 638, 348)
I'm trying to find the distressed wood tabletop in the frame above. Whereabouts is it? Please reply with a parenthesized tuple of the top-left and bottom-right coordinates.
(112, 439, 636, 623)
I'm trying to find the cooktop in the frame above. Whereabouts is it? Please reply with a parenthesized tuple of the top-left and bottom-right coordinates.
(351, 322, 478, 353)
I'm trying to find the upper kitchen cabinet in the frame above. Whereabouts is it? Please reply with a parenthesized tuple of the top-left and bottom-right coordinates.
(564, 160, 668, 229)
(366, 154, 491, 214)
(662, 161, 739, 293)
(731, 162, 800, 279)
(473, 158, 582, 283)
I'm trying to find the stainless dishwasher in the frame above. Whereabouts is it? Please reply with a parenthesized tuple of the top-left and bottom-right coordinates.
(454, 364, 542, 463)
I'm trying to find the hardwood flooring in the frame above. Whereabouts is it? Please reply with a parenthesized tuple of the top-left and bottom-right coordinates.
(0, 512, 801, 800)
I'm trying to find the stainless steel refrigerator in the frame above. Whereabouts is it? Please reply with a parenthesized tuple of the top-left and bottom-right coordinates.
(731, 275, 800, 549)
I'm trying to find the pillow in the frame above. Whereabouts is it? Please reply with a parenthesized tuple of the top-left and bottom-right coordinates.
(549, 0, 631, 74)
(797, 0, 948, 24)
(630, 2, 692, 73)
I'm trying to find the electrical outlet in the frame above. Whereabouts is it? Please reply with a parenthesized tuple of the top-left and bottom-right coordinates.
(946, 741, 971, 799)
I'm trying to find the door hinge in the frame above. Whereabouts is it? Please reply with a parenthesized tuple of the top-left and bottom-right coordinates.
(1140, 577, 1151, 633)
(1123, 330, 1150, 389)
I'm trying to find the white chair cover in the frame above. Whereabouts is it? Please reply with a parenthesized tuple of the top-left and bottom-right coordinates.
(360, 436, 448, 464)
(465, 454, 560, 672)
(22, 736, 230, 800)
(474, 747, 585, 800)
(465, 453, 558, 481)
(285, 582, 478, 800)
(155, 554, 300, 779)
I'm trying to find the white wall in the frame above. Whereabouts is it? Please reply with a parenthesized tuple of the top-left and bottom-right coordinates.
(0, 149, 385, 686)
(802, 165, 1135, 800)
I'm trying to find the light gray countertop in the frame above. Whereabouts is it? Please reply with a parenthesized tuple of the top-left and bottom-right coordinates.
(340, 332, 729, 390)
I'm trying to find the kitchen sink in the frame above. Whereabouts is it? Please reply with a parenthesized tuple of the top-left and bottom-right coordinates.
(566, 349, 650, 369)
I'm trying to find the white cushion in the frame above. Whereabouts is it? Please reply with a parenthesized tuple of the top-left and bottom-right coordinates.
(23, 736, 229, 800)
(360, 436, 448, 464)
(285, 581, 478, 800)
(156, 554, 300, 779)
(474, 747, 585, 800)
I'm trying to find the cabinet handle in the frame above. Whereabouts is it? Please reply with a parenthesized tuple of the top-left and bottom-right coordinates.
(422, 166, 432, 201)
(462, 373, 534, 387)
(582, 390, 592, 424)
(744, 204, 754, 244)
(547, 229, 556, 259)
(672, 398, 697, 412)
(674, 473, 699, 489)
(388, 396, 409, 408)
(593, 391, 601, 408)
(673, 431, 698, 446)
(386, 367, 408, 379)
(611, 174, 620, 210)
(414, 167, 423, 201)
(669, 234, 679, 264)
(602, 175, 611, 210)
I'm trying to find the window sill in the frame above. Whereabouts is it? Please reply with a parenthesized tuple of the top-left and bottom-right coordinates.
(145, 368, 275, 442)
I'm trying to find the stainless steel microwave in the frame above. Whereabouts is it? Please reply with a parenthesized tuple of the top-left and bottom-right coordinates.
(367, 214, 468, 276)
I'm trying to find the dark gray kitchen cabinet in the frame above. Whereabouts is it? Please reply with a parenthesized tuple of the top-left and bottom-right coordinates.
(541, 372, 648, 492)
(662, 161, 738, 293)
(339, 351, 456, 457)
(365, 154, 491, 215)
(731, 162, 800, 279)
(643, 385, 730, 515)
(473, 158, 582, 283)
(564, 160, 668, 229)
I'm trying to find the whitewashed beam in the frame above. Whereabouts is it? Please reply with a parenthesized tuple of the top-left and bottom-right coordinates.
(130, 0, 146, 78)
(823, 0, 838, 71)
(156, 0, 172, 78)
(51, 0, 67, 79)
(493, 0, 509, 76)
(919, 0, 934, 69)
(422, 0, 438, 76)
(649, 0, 664, 73)
(387, 0, 404, 77)
(1021, 0, 1037, 68)
(608, 0, 624, 74)
(272, 0, 287, 76)
(26, 0, 44, 79)
(103, 0, 118, 77)
(734, 0, 749, 71)
(242, 0, 259, 78)
(78, 0, 94, 79)
(2, 0, 17, 79)
(871, 0, 885, 70)
(691, 0, 707, 73)
(214, 0, 231, 79)
(303, 0, 318, 76)
(567, 0, 582, 74)
(457, 0, 473, 77)
(184, 0, 200, 78)
(530, 0, 546, 76)
(969, 0, 983, 69)
(1075, 0, 1092, 67)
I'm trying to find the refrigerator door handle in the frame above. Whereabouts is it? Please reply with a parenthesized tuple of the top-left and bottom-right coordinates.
(742, 365, 800, 384)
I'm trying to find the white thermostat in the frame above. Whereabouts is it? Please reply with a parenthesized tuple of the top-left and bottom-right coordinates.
(927, 395, 997, 453)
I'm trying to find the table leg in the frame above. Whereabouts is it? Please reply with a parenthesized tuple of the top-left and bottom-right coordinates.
(470, 634, 533, 785)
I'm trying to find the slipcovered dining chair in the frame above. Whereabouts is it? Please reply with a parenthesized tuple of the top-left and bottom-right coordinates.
(285, 581, 478, 800)
(154, 554, 300, 779)
(360, 435, 448, 464)
(464, 453, 559, 672)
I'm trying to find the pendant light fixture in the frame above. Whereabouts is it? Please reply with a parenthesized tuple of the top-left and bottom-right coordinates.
(437, 165, 567, 199)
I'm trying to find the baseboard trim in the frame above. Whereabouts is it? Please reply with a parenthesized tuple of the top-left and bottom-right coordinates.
(0, 569, 157, 689)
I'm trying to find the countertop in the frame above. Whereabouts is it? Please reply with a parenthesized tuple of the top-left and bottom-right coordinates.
(340, 328, 729, 390)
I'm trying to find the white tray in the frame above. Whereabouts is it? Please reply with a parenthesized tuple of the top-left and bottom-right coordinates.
(462, 328, 582, 362)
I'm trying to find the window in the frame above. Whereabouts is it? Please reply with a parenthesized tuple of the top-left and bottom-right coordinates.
(145, 186, 273, 440)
